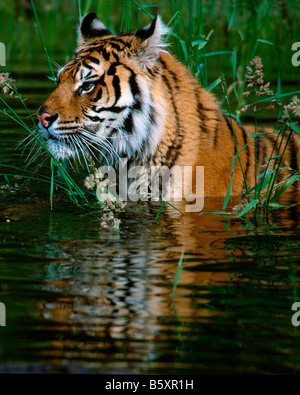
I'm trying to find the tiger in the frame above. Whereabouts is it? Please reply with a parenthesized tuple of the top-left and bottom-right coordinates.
(36, 12, 300, 203)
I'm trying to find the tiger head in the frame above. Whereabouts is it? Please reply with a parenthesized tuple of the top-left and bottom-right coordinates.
(37, 13, 168, 166)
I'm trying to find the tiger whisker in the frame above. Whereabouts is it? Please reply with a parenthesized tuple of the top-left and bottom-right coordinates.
(92, 138, 119, 164)
(72, 134, 90, 169)
(17, 128, 39, 148)
(66, 134, 82, 165)
(79, 128, 120, 164)
(82, 128, 121, 160)
(24, 145, 45, 167)
(47, 57, 61, 70)
(18, 132, 44, 165)
(74, 133, 107, 169)
(79, 134, 112, 166)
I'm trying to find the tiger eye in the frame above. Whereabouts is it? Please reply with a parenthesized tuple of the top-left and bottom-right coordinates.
(81, 82, 95, 92)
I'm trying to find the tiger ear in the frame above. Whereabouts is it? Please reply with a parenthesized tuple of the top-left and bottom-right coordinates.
(133, 16, 169, 69)
(78, 13, 112, 46)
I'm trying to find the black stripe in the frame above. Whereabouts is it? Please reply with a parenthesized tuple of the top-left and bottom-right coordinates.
(128, 72, 140, 98)
(129, 72, 142, 111)
(160, 73, 181, 166)
(102, 48, 110, 61)
(121, 65, 140, 96)
(195, 88, 212, 138)
(108, 128, 119, 137)
(107, 63, 118, 75)
(90, 75, 107, 100)
(114, 37, 132, 48)
(133, 100, 142, 112)
(148, 65, 159, 77)
(112, 75, 121, 105)
(256, 135, 265, 174)
(159, 62, 180, 120)
(160, 58, 180, 89)
(92, 86, 103, 102)
(82, 60, 95, 71)
(96, 74, 106, 86)
(164, 88, 183, 164)
(241, 125, 248, 147)
(86, 114, 102, 122)
(76, 43, 120, 61)
(106, 63, 121, 105)
(89, 63, 141, 125)
(109, 42, 122, 51)
(82, 58, 95, 70)
(264, 132, 278, 157)
(88, 56, 100, 65)
(66, 62, 81, 80)
(288, 133, 299, 171)
(111, 63, 141, 106)
(76, 44, 104, 55)
(55, 127, 77, 131)
(213, 118, 219, 148)
(224, 115, 237, 155)
(123, 112, 133, 133)
(148, 104, 156, 125)
(85, 74, 99, 81)
(91, 105, 128, 114)
(111, 51, 120, 63)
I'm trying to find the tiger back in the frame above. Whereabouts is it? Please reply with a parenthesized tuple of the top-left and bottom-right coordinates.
(36, 13, 300, 201)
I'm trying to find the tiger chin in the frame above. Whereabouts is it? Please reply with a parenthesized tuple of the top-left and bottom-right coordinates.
(36, 12, 299, 204)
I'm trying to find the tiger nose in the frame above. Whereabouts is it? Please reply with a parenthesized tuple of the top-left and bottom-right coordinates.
(37, 112, 58, 129)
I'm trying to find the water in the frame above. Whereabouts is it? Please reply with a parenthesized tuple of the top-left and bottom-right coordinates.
(0, 72, 300, 374)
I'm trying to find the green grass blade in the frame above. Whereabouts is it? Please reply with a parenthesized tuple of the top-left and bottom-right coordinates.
(200, 50, 234, 57)
(222, 136, 254, 211)
(257, 39, 276, 47)
(255, 90, 300, 104)
(249, 130, 281, 137)
(269, 174, 300, 204)
(247, 173, 274, 194)
(222, 156, 237, 211)
(289, 122, 300, 135)
(165, 200, 184, 216)
(78, 0, 82, 19)
(130, 0, 155, 18)
(155, 201, 166, 221)
(50, 158, 54, 211)
(207, 76, 223, 91)
(228, 0, 236, 31)
(171, 251, 185, 298)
